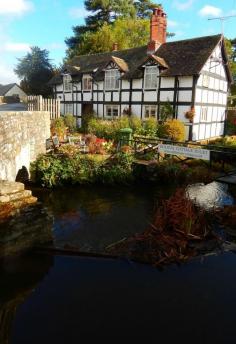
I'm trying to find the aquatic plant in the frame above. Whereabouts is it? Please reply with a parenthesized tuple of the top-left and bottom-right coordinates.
(107, 188, 217, 266)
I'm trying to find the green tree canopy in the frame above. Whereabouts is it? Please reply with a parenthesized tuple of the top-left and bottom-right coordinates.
(225, 39, 236, 100)
(65, 0, 162, 59)
(67, 18, 150, 58)
(14, 46, 54, 97)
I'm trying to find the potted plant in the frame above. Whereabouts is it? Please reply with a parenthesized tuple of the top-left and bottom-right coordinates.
(185, 106, 195, 123)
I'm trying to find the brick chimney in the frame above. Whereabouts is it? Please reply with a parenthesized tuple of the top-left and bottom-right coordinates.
(147, 7, 167, 54)
(112, 42, 118, 51)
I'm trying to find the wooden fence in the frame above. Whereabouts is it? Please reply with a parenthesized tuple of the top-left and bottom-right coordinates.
(28, 95, 60, 120)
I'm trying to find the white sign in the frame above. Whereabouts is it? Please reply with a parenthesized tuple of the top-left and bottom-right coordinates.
(158, 144, 210, 161)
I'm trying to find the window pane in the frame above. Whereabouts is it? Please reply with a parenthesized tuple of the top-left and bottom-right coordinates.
(107, 107, 112, 117)
(105, 69, 120, 89)
(113, 107, 119, 117)
(144, 106, 150, 118)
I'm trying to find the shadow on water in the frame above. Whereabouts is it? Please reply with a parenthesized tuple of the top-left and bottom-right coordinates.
(4, 251, 236, 343)
(0, 253, 53, 344)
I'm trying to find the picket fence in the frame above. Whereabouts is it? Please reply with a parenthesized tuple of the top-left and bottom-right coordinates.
(28, 95, 60, 120)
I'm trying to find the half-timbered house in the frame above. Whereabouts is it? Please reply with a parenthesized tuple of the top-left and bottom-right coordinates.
(49, 7, 232, 141)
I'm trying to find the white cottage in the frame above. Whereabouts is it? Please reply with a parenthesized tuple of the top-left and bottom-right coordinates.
(49, 7, 232, 141)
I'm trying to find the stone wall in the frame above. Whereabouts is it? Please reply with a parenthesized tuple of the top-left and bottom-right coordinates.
(0, 111, 50, 181)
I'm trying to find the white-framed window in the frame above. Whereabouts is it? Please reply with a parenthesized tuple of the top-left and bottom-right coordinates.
(105, 105, 119, 119)
(144, 105, 157, 119)
(202, 74, 210, 88)
(144, 66, 158, 89)
(83, 75, 92, 91)
(200, 107, 208, 121)
(64, 103, 73, 115)
(105, 69, 120, 90)
(63, 74, 72, 92)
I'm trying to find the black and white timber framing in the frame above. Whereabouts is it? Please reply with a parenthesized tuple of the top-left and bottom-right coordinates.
(49, 35, 232, 141)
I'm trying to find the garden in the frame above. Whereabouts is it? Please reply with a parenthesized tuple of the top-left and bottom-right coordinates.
(30, 111, 236, 189)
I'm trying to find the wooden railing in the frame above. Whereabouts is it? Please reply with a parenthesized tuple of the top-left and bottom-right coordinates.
(27, 95, 60, 120)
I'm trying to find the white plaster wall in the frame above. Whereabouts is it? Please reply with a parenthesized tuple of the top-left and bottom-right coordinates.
(132, 79, 142, 89)
(177, 105, 190, 122)
(105, 93, 111, 102)
(122, 80, 130, 89)
(160, 77, 175, 88)
(131, 105, 141, 117)
(113, 92, 119, 101)
(83, 93, 92, 102)
(144, 91, 157, 102)
(178, 90, 192, 102)
(132, 91, 142, 102)
(122, 92, 130, 102)
(178, 76, 193, 87)
(159, 90, 174, 102)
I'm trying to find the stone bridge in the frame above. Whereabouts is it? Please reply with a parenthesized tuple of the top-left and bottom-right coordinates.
(0, 111, 50, 181)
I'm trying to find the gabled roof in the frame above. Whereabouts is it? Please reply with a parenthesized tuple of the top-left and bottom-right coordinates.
(49, 34, 231, 85)
(139, 54, 169, 69)
(107, 56, 129, 72)
(0, 83, 18, 96)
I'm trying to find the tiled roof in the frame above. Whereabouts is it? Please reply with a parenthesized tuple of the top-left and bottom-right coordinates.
(49, 34, 231, 85)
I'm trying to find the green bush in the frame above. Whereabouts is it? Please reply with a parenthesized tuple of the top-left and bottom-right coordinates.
(64, 114, 77, 132)
(158, 119, 185, 142)
(143, 117, 158, 137)
(87, 116, 159, 139)
(31, 152, 134, 188)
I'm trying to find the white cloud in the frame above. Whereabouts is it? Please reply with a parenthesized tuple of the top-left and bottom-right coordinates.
(199, 5, 222, 18)
(0, 0, 34, 16)
(173, 0, 194, 11)
(168, 20, 179, 28)
(2, 42, 30, 52)
(68, 7, 88, 19)
(0, 62, 18, 83)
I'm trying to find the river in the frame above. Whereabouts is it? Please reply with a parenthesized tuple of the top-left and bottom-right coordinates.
(1, 181, 236, 343)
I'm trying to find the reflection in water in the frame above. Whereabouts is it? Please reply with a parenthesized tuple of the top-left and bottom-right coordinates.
(0, 253, 53, 344)
(32, 184, 176, 253)
(31, 183, 236, 253)
(186, 182, 234, 209)
(0, 204, 53, 258)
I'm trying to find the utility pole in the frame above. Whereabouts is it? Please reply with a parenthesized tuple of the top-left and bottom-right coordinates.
(208, 15, 236, 35)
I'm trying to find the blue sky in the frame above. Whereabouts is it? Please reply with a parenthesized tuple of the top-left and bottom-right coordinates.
(0, 0, 236, 84)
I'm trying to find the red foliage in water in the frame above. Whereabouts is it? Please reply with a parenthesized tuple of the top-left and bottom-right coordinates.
(107, 189, 218, 266)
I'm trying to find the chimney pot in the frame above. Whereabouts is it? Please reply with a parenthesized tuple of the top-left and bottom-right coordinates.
(112, 43, 118, 51)
(147, 7, 167, 54)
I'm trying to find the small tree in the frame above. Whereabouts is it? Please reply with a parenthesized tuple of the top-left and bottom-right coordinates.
(159, 101, 174, 122)
(14, 46, 54, 97)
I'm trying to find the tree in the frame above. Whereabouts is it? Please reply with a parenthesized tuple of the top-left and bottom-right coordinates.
(65, 0, 161, 58)
(14, 46, 54, 97)
(225, 39, 236, 103)
(67, 18, 150, 58)
(135, 0, 160, 18)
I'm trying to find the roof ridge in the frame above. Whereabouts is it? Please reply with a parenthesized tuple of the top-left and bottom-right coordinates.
(71, 45, 147, 60)
(162, 33, 222, 45)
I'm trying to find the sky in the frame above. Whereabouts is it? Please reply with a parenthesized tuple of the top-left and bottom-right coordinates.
(0, 0, 236, 84)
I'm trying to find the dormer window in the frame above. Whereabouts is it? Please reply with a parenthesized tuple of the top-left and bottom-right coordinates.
(144, 66, 158, 89)
(63, 74, 72, 92)
(105, 69, 120, 90)
(83, 75, 92, 91)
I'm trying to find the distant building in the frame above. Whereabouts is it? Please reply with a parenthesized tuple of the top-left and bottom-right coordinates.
(0, 83, 27, 102)
(49, 7, 232, 141)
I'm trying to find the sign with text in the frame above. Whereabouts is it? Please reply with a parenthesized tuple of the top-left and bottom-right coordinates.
(158, 144, 210, 161)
